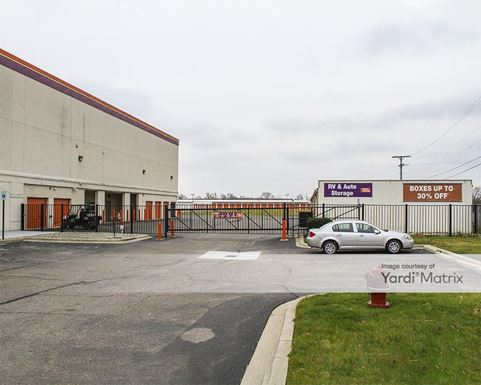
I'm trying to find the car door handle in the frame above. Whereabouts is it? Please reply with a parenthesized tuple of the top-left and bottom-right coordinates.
(359, 234, 364, 237)
(336, 234, 342, 237)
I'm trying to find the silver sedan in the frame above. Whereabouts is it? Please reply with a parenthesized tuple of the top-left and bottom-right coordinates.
(305, 220, 414, 254)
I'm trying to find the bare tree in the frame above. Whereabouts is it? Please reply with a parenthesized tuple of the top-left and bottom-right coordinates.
(473, 186, 481, 204)
(295, 193, 304, 200)
(259, 192, 274, 199)
(178, 193, 187, 199)
(205, 192, 218, 199)
(226, 193, 238, 199)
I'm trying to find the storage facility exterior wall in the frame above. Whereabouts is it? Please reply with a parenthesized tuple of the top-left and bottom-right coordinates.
(311, 180, 473, 234)
(313, 180, 472, 205)
(0, 49, 179, 231)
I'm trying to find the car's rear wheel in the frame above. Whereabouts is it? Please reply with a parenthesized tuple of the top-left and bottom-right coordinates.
(386, 239, 402, 254)
(323, 240, 338, 255)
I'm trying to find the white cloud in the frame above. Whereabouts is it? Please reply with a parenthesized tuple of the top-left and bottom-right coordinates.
(1, 0, 481, 196)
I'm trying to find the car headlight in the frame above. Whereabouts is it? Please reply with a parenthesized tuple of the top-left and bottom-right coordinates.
(403, 234, 412, 240)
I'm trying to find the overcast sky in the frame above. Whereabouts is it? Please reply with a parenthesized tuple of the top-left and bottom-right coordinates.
(2, 0, 481, 197)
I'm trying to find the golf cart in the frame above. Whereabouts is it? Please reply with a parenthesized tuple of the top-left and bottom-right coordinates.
(61, 205, 101, 230)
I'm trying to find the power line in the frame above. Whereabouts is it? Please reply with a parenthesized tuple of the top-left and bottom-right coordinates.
(413, 94, 481, 155)
(444, 161, 481, 179)
(449, 123, 481, 149)
(415, 128, 481, 179)
(447, 136, 481, 164)
(426, 123, 481, 159)
(425, 154, 481, 178)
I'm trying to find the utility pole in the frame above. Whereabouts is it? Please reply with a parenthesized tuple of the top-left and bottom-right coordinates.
(392, 155, 411, 180)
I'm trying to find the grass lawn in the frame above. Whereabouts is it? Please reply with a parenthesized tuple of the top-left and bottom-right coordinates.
(414, 235, 481, 254)
(287, 293, 481, 385)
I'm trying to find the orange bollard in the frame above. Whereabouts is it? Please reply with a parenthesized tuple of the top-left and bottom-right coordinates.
(170, 219, 175, 238)
(157, 223, 163, 241)
(280, 219, 288, 241)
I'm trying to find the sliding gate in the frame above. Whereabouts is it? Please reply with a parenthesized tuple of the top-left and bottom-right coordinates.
(172, 206, 287, 234)
(170, 204, 360, 234)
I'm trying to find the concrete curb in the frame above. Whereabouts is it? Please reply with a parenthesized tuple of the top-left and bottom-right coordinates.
(241, 296, 306, 385)
(0, 238, 26, 244)
(21, 235, 151, 244)
(421, 244, 481, 273)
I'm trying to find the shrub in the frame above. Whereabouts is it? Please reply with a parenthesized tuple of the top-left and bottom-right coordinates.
(306, 217, 332, 229)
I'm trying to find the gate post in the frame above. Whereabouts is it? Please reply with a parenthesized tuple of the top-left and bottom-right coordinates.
(474, 204, 479, 235)
(286, 203, 290, 233)
(404, 204, 408, 234)
(21, 203, 25, 231)
(448, 204, 453, 236)
(164, 203, 169, 238)
(322, 203, 325, 218)
(206, 207, 209, 233)
(361, 204, 365, 221)
(40, 204, 45, 231)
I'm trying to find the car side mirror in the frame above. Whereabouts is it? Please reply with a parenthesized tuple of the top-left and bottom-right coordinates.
(374, 230, 381, 235)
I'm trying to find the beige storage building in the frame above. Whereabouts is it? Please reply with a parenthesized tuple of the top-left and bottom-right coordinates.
(311, 179, 474, 234)
(312, 180, 472, 205)
(0, 48, 179, 231)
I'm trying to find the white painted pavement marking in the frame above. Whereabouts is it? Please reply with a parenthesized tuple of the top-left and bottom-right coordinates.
(198, 251, 262, 260)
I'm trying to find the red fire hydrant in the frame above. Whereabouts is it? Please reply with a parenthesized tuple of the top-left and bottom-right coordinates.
(365, 267, 390, 308)
(368, 292, 390, 308)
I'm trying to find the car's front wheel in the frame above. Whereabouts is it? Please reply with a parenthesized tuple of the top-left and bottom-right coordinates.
(386, 239, 402, 254)
(323, 240, 338, 255)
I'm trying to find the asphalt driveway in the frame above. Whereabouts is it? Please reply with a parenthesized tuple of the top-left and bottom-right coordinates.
(0, 234, 438, 385)
(0, 236, 298, 385)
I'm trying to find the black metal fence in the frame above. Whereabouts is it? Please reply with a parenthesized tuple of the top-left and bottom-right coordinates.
(303, 203, 480, 236)
(21, 202, 481, 236)
(21, 203, 171, 236)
